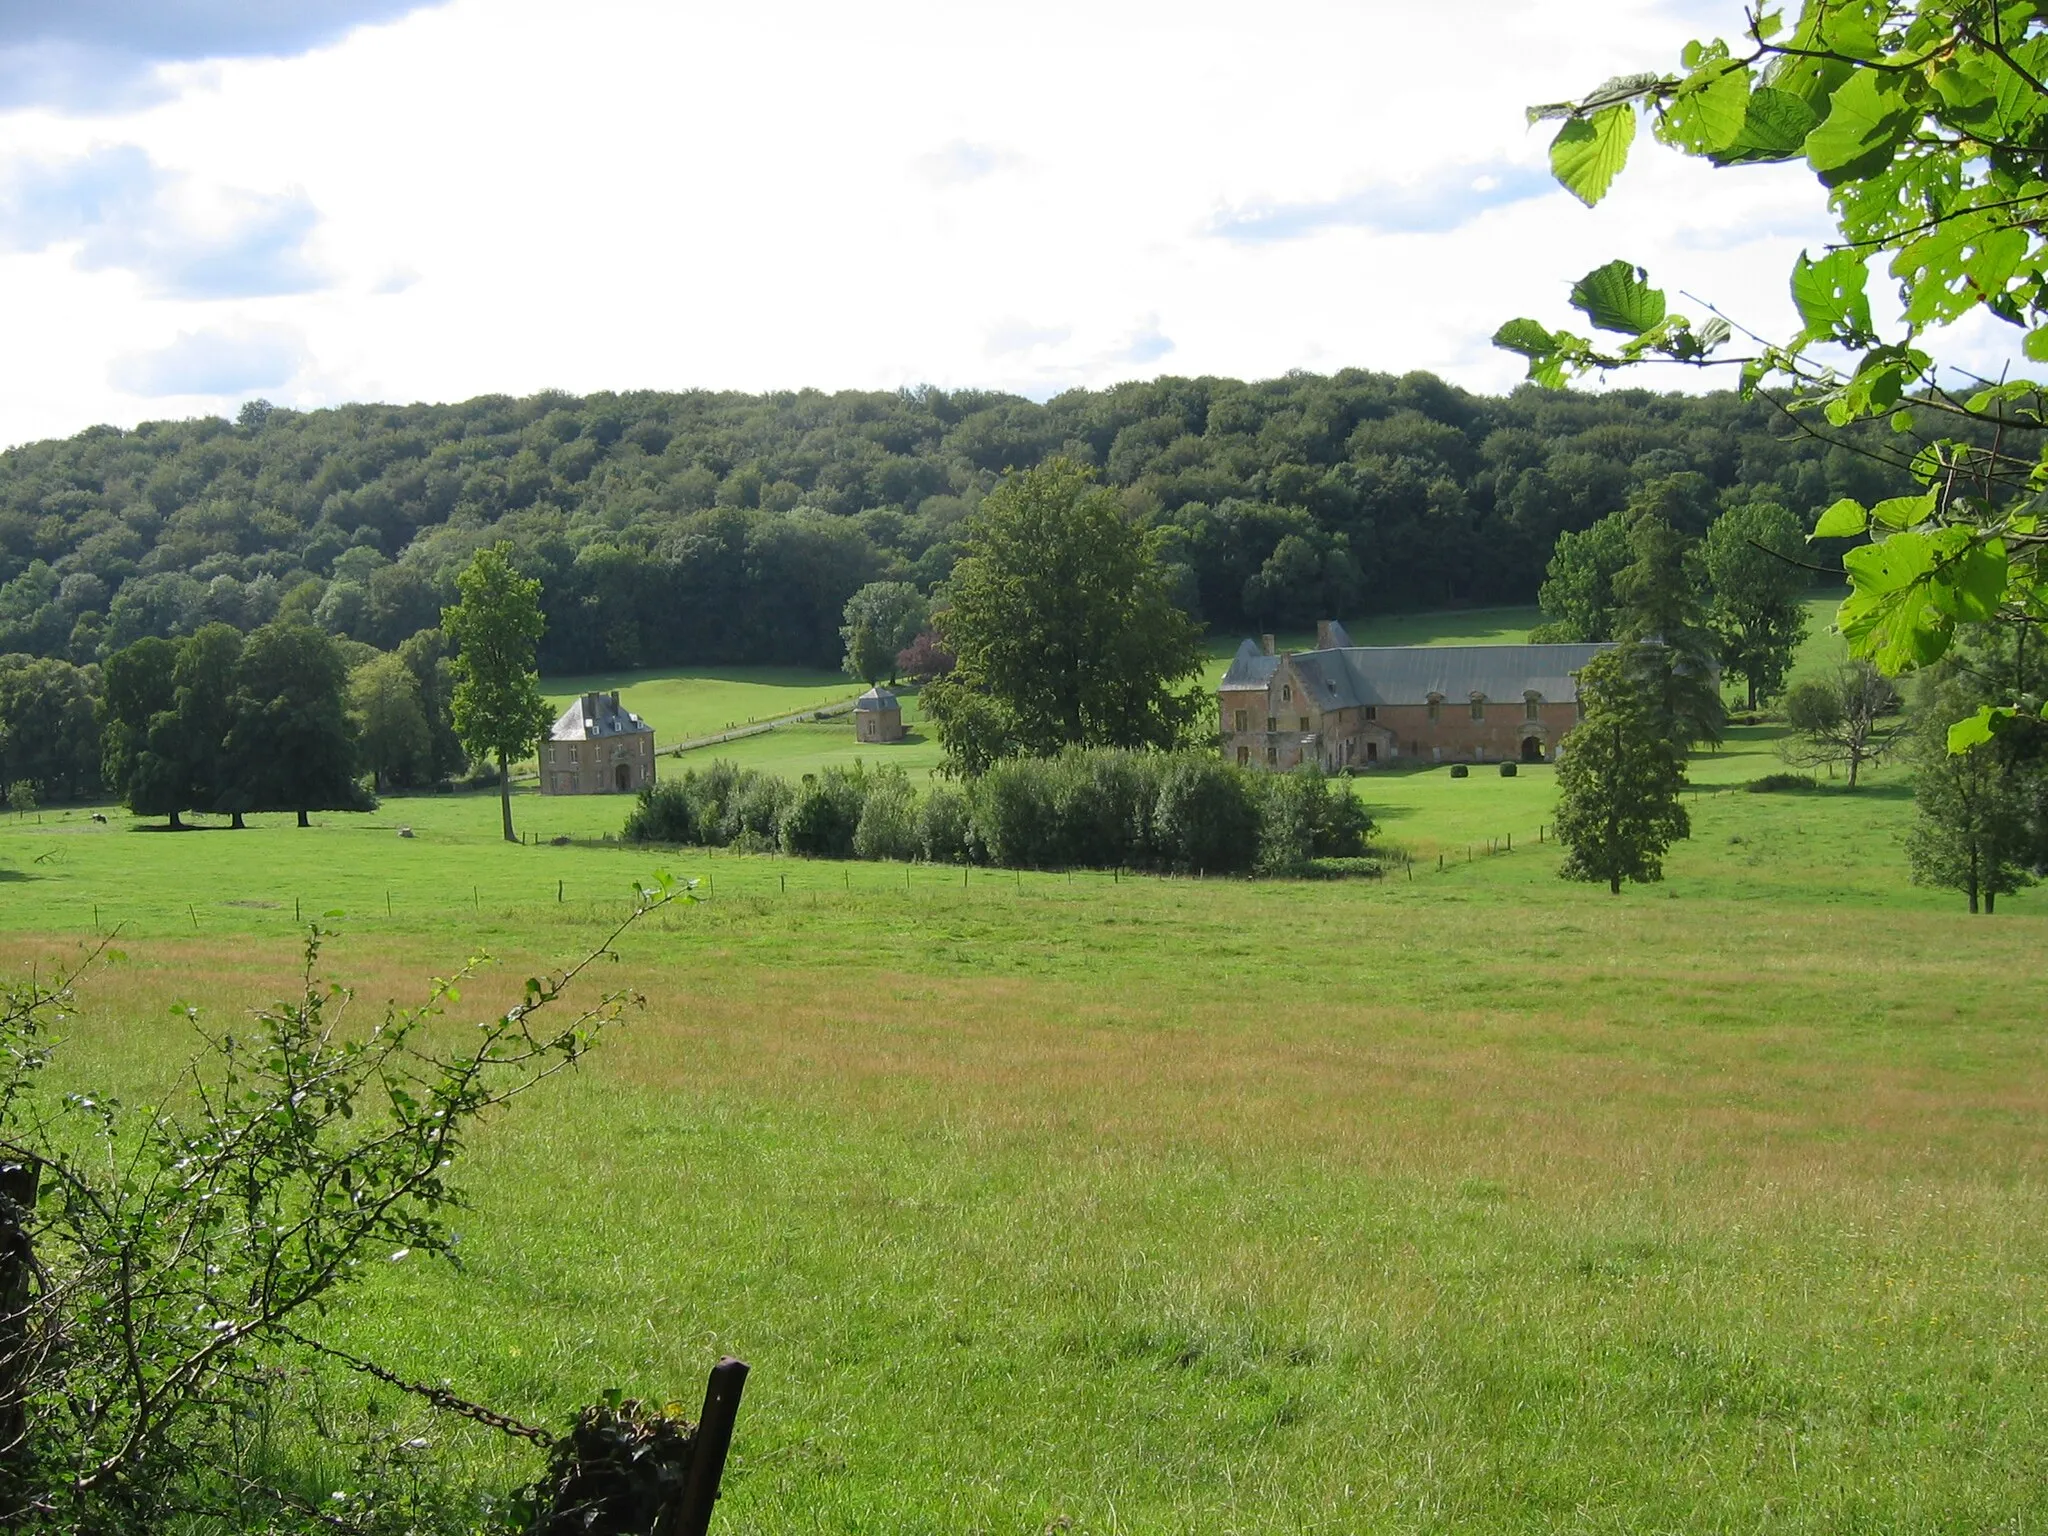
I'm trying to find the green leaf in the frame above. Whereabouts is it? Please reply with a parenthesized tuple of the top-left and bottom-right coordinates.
(1946, 705, 2001, 753)
(1662, 59, 1751, 152)
(1790, 248, 1874, 343)
(1711, 86, 1818, 164)
(2022, 326, 2048, 363)
(1869, 491, 1936, 529)
(1804, 71, 1915, 186)
(1813, 498, 1869, 538)
(1550, 106, 1636, 207)
(1927, 540, 2009, 622)
(1491, 318, 1574, 388)
(1569, 260, 1668, 334)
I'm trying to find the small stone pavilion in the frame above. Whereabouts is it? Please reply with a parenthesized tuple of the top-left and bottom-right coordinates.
(542, 691, 656, 794)
(853, 685, 905, 743)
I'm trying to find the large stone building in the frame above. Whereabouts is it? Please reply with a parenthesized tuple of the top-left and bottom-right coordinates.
(1219, 621, 1614, 772)
(542, 691, 656, 794)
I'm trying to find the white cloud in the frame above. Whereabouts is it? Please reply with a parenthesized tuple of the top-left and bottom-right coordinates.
(109, 320, 310, 397)
(0, 0, 2024, 448)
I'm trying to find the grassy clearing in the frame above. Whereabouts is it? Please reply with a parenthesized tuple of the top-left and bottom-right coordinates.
(541, 665, 864, 746)
(5, 589, 2035, 1532)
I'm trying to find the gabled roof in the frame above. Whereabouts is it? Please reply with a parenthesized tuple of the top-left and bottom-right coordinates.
(1226, 641, 1617, 708)
(1219, 638, 1281, 692)
(550, 691, 653, 741)
(1294, 643, 1615, 707)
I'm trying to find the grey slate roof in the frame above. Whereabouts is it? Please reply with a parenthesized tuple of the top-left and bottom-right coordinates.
(854, 685, 900, 712)
(1219, 638, 1281, 691)
(550, 691, 653, 741)
(1223, 641, 1616, 708)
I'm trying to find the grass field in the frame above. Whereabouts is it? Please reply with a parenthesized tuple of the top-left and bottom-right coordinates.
(11, 589, 2036, 1533)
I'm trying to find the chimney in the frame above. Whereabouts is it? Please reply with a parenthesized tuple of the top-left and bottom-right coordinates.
(583, 692, 599, 723)
(1316, 620, 1334, 650)
(1260, 634, 1275, 657)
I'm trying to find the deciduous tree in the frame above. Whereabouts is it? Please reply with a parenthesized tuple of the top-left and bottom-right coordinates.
(1700, 500, 1810, 708)
(1909, 675, 2036, 912)
(840, 581, 927, 685)
(349, 652, 433, 792)
(921, 459, 1203, 775)
(99, 637, 184, 827)
(1780, 660, 1902, 788)
(443, 544, 551, 841)
(1553, 646, 1692, 893)
(221, 622, 366, 828)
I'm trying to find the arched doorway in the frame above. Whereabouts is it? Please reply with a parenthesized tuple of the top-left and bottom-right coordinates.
(1520, 736, 1543, 763)
(614, 762, 633, 791)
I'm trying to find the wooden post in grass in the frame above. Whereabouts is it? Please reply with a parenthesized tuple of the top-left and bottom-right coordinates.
(674, 1357, 750, 1536)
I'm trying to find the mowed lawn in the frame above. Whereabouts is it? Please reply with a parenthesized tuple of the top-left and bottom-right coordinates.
(2, 642, 2043, 1530)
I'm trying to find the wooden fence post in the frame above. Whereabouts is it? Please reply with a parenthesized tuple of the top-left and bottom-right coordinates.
(674, 1356, 750, 1536)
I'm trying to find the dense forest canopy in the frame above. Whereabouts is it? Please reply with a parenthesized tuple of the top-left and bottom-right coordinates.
(0, 372, 1910, 675)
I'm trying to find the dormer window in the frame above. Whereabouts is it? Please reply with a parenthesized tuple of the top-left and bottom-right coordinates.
(1427, 694, 1442, 724)
(1524, 692, 1542, 720)
(1470, 696, 1486, 721)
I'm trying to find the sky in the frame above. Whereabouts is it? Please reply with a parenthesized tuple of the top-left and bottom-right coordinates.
(0, 0, 2020, 449)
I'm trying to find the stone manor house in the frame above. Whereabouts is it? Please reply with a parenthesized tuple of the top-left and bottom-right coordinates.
(543, 691, 656, 794)
(1219, 621, 1615, 772)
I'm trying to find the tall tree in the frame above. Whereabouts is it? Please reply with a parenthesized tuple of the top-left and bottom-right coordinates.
(1700, 501, 1810, 709)
(1496, 3, 2048, 751)
(1553, 646, 1692, 894)
(1908, 674, 2035, 913)
(170, 623, 245, 825)
(221, 623, 366, 828)
(349, 653, 433, 792)
(443, 544, 551, 842)
(396, 626, 468, 784)
(1613, 514, 1725, 749)
(1780, 661, 1902, 789)
(1531, 508, 1633, 643)
(840, 581, 928, 686)
(0, 655, 101, 802)
(100, 637, 185, 828)
(920, 459, 1203, 775)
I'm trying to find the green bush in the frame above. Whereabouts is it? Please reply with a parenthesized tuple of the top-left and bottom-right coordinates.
(1747, 772, 1819, 793)
(1152, 756, 1261, 874)
(853, 767, 919, 861)
(622, 779, 694, 843)
(1449, 763, 1470, 779)
(780, 767, 867, 857)
(1500, 761, 1517, 777)
(916, 783, 975, 863)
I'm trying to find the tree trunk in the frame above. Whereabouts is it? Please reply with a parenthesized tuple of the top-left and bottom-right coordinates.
(1987, 890, 1997, 914)
(297, 809, 309, 828)
(498, 750, 516, 843)
(1610, 873, 1621, 895)
(230, 811, 245, 830)
(1747, 677, 1758, 710)
(168, 810, 184, 830)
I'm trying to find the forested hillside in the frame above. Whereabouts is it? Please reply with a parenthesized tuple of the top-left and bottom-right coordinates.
(0, 372, 1908, 675)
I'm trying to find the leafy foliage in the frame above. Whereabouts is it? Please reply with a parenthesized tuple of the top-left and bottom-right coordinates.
(922, 461, 1204, 774)
(1780, 660, 1904, 788)
(1700, 500, 1811, 707)
(444, 545, 551, 842)
(1553, 647, 1692, 892)
(0, 879, 686, 1531)
(839, 581, 927, 686)
(1502, 0, 2048, 743)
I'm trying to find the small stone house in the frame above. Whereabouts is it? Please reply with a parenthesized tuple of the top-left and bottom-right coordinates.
(543, 691, 656, 794)
(1219, 621, 1615, 772)
(853, 685, 905, 743)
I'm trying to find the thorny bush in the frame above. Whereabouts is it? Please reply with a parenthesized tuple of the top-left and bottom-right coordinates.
(0, 873, 689, 1533)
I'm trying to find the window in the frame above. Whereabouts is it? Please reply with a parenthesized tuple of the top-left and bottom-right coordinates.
(1265, 746, 1277, 765)
(1427, 700, 1441, 723)
(1236, 745, 1249, 765)
(1298, 716, 1310, 732)
(1233, 709, 1248, 733)
(1266, 716, 1277, 732)
(1364, 706, 1377, 721)
(569, 744, 580, 765)
(1525, 695, 1541, 720)
(1470, 698, 1485, 721)
(1282, 684, 1292, 703)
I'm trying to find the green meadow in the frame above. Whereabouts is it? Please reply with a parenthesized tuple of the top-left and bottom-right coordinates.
(4, 594, 2039, 1533)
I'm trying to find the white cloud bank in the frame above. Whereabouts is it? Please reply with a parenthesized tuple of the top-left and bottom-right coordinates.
(0, 0, 2023, 448)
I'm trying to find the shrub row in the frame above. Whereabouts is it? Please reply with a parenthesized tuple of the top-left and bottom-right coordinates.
(623, 749, 1373, 875)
